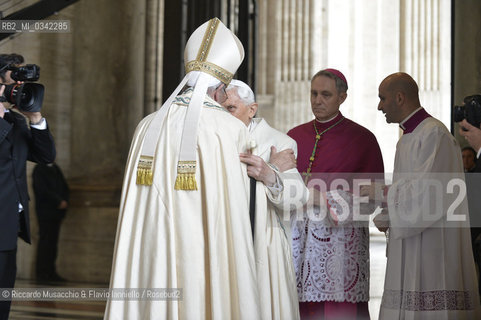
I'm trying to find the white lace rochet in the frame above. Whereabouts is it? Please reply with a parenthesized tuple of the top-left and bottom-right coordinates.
(291, 190, 376, 303)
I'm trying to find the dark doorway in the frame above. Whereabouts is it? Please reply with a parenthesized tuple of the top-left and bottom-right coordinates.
(161, 0, 257, 102)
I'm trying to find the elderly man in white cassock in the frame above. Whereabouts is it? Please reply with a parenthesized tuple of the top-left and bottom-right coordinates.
(222, 79, 309, 319)
(104, 18, 261, 320)
(366, 72, 481, 320)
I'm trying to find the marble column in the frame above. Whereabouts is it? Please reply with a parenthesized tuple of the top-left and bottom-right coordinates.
(256, 0, 316, 133)
(400, 0, 451, 127)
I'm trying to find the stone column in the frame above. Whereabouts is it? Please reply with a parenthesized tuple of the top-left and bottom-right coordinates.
(144, 0, 165, 114)
(69, 0, 147, 182)
(400, 0, 451, 126)
(256, 0, 315, 133)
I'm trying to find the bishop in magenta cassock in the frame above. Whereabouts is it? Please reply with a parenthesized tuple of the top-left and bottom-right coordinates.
(288, 69, 384, 319)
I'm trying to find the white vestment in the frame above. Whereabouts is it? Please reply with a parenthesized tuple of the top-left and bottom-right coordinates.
(250, 118, 308, 320)
(104, 91, 260, 320)
(380, 116, 481, 319)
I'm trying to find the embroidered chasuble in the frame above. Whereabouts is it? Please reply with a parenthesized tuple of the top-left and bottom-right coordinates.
(104, 91, 261, 320)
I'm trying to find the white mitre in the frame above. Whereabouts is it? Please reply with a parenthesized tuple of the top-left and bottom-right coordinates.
(184, 18, 244, 84)
(136, 18, 244, 189)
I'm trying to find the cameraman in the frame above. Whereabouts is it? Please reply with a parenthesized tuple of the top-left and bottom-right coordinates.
(459, 118, 481, 297)
(0, 53, 55, 319)
(459, 119, 481, 171)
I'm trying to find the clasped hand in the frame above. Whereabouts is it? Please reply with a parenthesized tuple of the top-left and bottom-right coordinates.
(373, 208, 389, 233)
(239, 146, 297, 186)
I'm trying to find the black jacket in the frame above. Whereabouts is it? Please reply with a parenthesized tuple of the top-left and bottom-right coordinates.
(0, 111, 56, 250)
(32, 163, 69, 221)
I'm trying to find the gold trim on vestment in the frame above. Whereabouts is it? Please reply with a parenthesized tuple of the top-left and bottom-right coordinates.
(185, 60, 233, 84)
(136, 155, 154, 186)
(196, 18, 219, 62)
(184, 17, 233, 84)
(174, 161, 198, 190)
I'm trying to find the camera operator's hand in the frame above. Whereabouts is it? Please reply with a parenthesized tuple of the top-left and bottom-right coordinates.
(459, 119, 481, 154)
(18, 110, 42, 125)
(58, 200, 68, 210)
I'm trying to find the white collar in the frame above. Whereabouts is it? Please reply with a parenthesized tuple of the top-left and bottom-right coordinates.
(315, 112, 339, 124)
(399, 106, 422, 130)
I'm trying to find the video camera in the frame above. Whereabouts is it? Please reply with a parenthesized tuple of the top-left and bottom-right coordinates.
(454, 95, 481, 129)
(0, 64, 44, 112)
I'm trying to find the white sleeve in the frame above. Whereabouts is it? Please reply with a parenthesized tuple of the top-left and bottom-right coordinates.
(30, 118, 47, 130)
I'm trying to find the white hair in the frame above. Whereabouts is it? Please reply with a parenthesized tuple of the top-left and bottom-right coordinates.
(227, 79, 255, 105)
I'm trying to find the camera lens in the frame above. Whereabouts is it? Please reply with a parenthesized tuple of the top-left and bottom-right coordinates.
(19, 88, 34, 106)
(2, 83, 44, 112)
(453, 105, 466, 123)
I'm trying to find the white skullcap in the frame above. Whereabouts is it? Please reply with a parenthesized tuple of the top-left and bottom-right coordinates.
(228, 79, 255, 105)
(136, 18, 244, 189)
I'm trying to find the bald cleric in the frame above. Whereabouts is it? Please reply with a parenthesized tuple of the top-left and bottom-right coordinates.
(372, 72, 481, 320)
